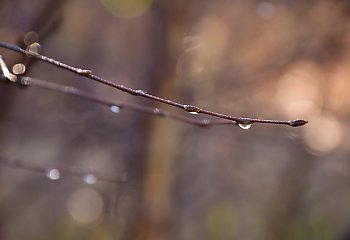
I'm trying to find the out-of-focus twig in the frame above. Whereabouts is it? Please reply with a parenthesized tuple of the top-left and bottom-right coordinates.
(0, 155, 126, 185)
(0, 41, 308, 127)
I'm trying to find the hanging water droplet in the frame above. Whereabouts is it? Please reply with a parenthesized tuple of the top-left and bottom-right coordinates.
(110, 105, 120, 113)
(238, 122, 252, 130)
(46, 168, 61, 180)
(26, 42, 41, 56)
(83, 173, 97, 184)
(12, 63, 26, 75)
(184, 105, 200, 114)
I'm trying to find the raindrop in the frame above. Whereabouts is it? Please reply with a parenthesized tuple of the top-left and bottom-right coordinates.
(12, 63, 26, 75)
(83, 173, 97, 185)
(134, 89, 146, 95)
(110, 105, 120, 113)
(184, 105, 200, 114)
(46, 168, 61, 180)
(238, 122, 252, 130)
(77, 68, 92, 76)
(26, 42, 41, 56)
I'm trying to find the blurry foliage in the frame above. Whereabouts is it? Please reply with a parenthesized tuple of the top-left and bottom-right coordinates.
(1, 0, 350, 240)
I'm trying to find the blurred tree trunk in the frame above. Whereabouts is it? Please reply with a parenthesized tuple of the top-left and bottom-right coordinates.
(124, 2, 193, 240)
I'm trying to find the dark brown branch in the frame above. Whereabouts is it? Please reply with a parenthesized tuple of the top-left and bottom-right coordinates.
(0, 55, 233, 128)
(0, 41, 308, 127)
(0, 155, 126, 185)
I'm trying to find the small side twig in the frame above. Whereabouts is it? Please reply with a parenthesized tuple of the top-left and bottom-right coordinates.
(0, 41, 308, 127)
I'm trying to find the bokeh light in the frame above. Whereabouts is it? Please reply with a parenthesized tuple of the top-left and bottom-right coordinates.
(67, 188, 104, 224)
(100, 0, 153, 18)
(256, 2, 275, 19)
(303, 114, 343, 155)
(276, 61, 323, 119)
(12, 63, 26, 75)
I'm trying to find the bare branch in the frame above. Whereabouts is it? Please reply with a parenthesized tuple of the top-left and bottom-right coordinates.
(14, 76, 234, 128)
(0, 41, 308, 127)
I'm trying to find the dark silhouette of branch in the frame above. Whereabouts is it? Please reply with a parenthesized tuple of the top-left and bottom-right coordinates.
(0, 155, 126, 185)
(0, 41, 308, 127)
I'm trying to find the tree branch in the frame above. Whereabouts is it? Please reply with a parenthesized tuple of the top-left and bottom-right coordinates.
(0, 41, 308, 127)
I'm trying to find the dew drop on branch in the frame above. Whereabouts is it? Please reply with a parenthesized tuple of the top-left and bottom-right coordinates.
(26, 42, 41, 56)
(46, 168, 61, 180)
(110, 105, 120, 113)
(184, 105, 200, 114)
(238, 122, 252, 130)
(83, 173, 97, 185)
(134, 89, 146, 95)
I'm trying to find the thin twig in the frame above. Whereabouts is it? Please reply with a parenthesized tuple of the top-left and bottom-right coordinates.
(0, 41, 308, 127)
(17, 76, 234, 128)
(0, 55, 232, 127)
(0, 155, 126, 184)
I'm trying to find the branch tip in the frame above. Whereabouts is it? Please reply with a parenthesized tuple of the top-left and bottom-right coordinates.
(288, 120, 308, 127)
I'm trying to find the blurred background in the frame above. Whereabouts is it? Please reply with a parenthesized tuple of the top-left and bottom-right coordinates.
(1, 0, 350, 239)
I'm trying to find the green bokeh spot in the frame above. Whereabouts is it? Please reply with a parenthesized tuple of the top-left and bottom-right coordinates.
(101, 0, 153, 18)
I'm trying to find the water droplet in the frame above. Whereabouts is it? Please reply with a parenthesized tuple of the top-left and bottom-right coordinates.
(26, 42, 41, 56)
(83, 173, 97, 184)
(46, 168, 60, 180)
(110, 105, 120, 113)
(238, 122, 252, 130)
(184, 105, 200, 114)
(12, 63, 26, 75)
(134, 89, 146, 95)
